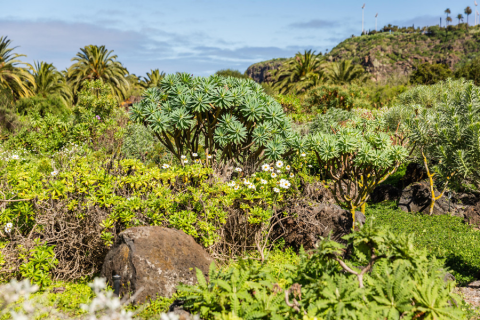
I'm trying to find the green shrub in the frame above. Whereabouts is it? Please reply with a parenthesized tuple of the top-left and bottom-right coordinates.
(179, 220, 466, 319)
(303, 83, 371, 113)
(367, 202, 480, 284)
(16, 94, 70, 117)
(409, 63, 453, 85)
(309, 108, 354, 134)
(130, 73, 304, 167)
(455, 56, 480, 85)
(215, 69, 250, 80)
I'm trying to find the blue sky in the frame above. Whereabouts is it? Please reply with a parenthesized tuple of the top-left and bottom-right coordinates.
(0, 0, 475, 77)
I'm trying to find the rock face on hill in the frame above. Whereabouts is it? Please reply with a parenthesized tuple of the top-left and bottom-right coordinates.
(101, 226, 212, 304)
(327, 28, 480, 82)
(245, 59, 286, 83)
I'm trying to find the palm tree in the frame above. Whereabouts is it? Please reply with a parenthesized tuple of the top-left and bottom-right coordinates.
(458, 14, 464, 25)
(446, 16, 453, 26)
(67, 45, 130, 101)
(272, 50, 325, 94)
(0, 36, 34, 99)
(326, 60, 366, 85)
(445, 8, 451, 26)
(31, 61, 72, 107)
(465, 7, 473, 25)
(141, 69, 165, 89)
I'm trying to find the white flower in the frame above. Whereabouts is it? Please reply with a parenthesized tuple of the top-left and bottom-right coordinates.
(11, 154, 19, 160)
(194, 159, 200, 163)
(162, 164, 170, 169)
(290, 173, 295, 178)
(248, 184, 256, 190)
(279, 179, 291, 189)
(51, 170, 58, 176)
(276, 170, 281, 173)
(181, 155, 186, 159)
(308, 165, 312, 168)
(286, 165, 291, 171)
(5, 222, 13, 233)
(262, 164, 271, 171)
(234, 185, 240, 190)
(270, 167, 274, 172)
(192, 153, 198, 157)
(251, 173, 256, 177)
(228, 181, 236, 187)
(271, 172, 277, 178)
(273, 188, 280, 193)
(243, 179, 250, 185)
(235, 167, 242, 172)
(261, 179, 267, 184)
(207, 155, 212, 159)
(183, 160, 188, 164)
(276, 161, 283, 168)
(301, 153, 306, 157)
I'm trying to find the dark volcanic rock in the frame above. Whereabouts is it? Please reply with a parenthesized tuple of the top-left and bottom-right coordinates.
(101, 226, 212, 304)
(398, 182, 456, 215)
(370, 184, 401, 203)
(464, 202, 480, 227)
(400, 162, 427, 188)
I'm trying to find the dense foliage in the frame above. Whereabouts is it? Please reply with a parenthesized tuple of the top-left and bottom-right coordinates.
(130, 73, 304, 167)
(179, 221, 465, 319)
(409, 63, 453, 85)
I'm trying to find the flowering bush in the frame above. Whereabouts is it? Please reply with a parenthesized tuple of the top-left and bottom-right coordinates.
(0, 147, 308, 281)
(130, 73, 306, 167)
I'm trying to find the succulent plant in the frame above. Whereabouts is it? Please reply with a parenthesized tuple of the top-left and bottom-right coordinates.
(130, 73, 304, 167)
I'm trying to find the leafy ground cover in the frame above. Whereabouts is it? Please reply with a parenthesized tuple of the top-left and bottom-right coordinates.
(366, 201, 480, 285)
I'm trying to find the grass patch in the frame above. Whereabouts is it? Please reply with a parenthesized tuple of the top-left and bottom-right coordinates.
(366, 201, 480, 284)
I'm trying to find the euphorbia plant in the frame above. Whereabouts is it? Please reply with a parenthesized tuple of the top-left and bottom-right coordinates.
(308, 117, 409, 227)
(130, 73, 305, 168)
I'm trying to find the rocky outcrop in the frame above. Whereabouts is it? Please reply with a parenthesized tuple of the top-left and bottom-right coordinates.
(101, 227, 212, 304)
(400, 163, 427, 189)
(398, 182, 458, 216)
(464, 202, 480, 227)
(370, 184, 402, 203)
(245, 59, 285, 83)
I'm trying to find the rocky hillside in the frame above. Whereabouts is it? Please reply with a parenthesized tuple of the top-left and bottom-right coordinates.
(245, 58, 286, 83)
(246, 25, 480, 83)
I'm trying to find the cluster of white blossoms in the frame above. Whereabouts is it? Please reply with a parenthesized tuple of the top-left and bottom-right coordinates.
(279, 179, 291, 189)
(228, 181, 236, 187)
(5, 222, 12, 233)
(0, 277, 200, 320)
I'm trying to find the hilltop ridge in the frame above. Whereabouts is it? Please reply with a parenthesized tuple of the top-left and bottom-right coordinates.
(246, 25, 480, 83)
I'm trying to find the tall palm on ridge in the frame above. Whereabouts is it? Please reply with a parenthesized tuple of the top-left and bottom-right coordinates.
(465, 7, 473, 26)
(445, 8, 451, 26)
(326, 59, 366, 85)
(141, 69, 166, 89)
(67, 45, 130, 101)
(31, 61, 72, 107)
(457, 14, 464, 25)
(0, 36, 34, 99)
(273, 49, 325, 94)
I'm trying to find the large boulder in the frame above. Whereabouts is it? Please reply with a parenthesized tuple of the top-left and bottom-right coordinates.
(276, 201, 365, 250)
(398, 182, 457, 216)
(101, 227, 212, 304)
